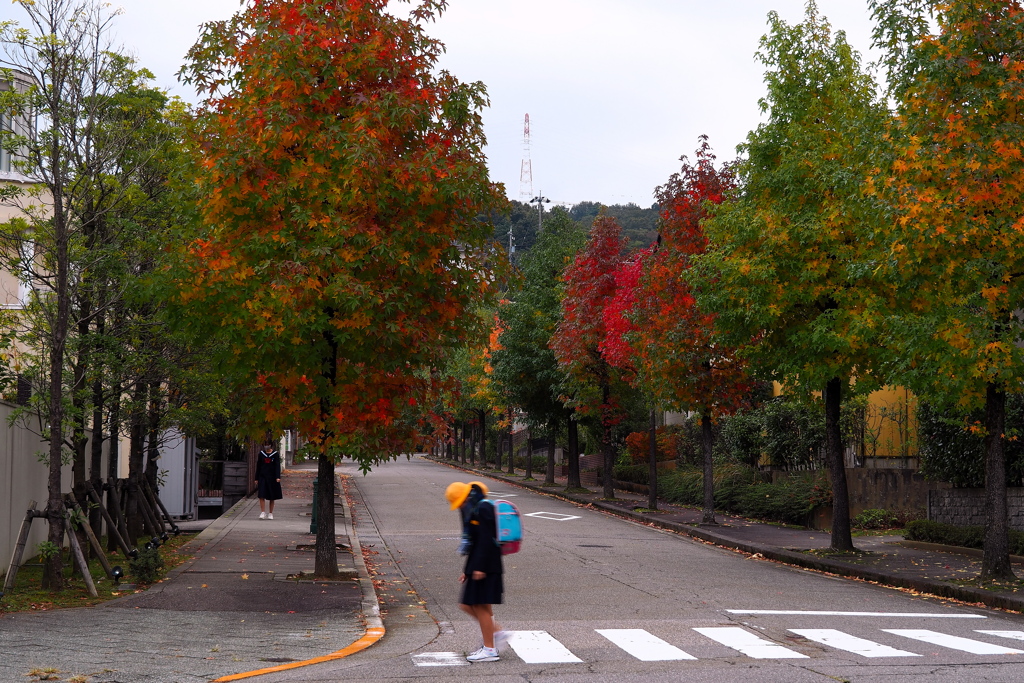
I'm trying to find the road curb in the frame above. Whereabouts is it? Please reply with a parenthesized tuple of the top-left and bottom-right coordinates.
(433, 458, 1024, 614)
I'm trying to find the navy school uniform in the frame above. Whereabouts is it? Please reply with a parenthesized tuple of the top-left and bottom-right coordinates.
(255, 450, 283, 500)
(461, 499, 504, 606)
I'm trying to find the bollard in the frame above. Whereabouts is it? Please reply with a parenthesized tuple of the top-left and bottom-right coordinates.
(310, 477, 318, 534)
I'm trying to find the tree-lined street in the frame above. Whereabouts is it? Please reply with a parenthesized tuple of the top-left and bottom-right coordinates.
(256, 456, 1024, 682)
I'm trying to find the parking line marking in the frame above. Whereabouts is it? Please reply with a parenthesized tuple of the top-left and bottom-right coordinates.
(596, 629, 696, 661)
(884, 629, 1024, 655)
(525, 512, 581, 521)
(507, 630, 583, 663)
(790, 629, 919, 658)
(694, 627, 808, 659)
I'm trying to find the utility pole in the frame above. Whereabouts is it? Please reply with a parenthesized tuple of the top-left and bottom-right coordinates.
(530, 193, 550, 232)
(519, 114, 533, 202)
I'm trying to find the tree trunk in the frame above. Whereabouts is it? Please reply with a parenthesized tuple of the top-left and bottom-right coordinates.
(479, 409, 487, 467)
(524, 429, 533, 480)
(824, 377, 854, 551)
(648, 409, 658, 511)
(546, 439, 555, 485)
(567, 415, 581, 489)
(982, 382, 1016, 580)
(314, 451, 338, 578)
(495, 421, 503, 470)
(106, 386, 122, 552)
(506, 426, 515, 474)
(601, 383, 615, 499)
(701, 409, 716, 524)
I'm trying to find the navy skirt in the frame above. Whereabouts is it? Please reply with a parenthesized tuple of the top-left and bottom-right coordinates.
(461, 572, 503, 606)
(257, 477, 283, 501)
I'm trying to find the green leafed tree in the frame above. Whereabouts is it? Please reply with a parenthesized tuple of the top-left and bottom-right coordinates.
(697, 2, 889, 551)
(491, 208, 586, 487)
(174, 0, 504, 577)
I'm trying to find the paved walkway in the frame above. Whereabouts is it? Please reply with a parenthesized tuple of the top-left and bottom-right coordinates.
(433, 456, 1024, 612)
(0, 464, 371, 683)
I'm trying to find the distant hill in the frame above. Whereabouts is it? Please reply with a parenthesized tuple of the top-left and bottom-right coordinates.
(490, 200, 660, 259)
(568, 201, 660, 251)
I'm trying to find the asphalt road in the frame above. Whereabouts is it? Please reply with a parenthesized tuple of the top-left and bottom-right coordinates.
(263, 455, 1024, 682)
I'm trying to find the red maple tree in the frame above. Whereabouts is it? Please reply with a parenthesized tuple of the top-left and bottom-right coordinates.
(632, 138, 751, 523)
(551, 214, 631, 498)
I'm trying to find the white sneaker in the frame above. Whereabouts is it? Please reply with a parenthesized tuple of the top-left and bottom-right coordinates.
(466, 647, 499, 662)
(267, 513, 273, 520)
(259, 511, 266, 519)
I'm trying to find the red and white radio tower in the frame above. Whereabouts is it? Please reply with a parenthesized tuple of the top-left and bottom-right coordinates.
(519, 113, 533, 202)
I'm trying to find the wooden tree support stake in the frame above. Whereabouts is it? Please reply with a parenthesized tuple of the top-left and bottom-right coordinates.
(3, 501, 39, 595)
(106, 478, 131, 548)
(64, 510, 98, 597)
(66, 495, 115, 579)
(84, 481, 135, 559)
(140, 480, 167, 535)
(142, 478, 178, 533)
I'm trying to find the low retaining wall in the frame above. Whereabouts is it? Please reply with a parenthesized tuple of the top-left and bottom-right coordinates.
(929, 487, 1024, 531)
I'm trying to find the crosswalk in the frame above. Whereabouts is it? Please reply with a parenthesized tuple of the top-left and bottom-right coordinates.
(411, 627, 1024, 666)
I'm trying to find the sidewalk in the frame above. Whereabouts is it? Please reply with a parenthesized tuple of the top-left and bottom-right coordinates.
(0, 465, 374, 683)
(433, 456, 1024, 613)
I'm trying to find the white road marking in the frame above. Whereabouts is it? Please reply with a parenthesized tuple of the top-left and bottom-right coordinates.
(487, 492, 518, 497)
(506, 630, 583, 663)
(412, 652, 468, 666)
(727, 610, 986, 618)
(693, 627, 808, 659)
(789, 629, 920, 658)
(977, 631, 1024, 641)
(596, 629, 696, 661)
(525, 511, 581, 521)
(884, 629, 1024, 655)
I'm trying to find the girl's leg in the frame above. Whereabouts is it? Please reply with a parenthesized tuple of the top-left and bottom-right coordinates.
(268, 500, 275, 514)
(473, 604, 495, 648)
(258, 498, 266, 513)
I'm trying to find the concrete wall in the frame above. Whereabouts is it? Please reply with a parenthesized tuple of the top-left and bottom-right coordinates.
(845, 468, 946, 518)
(928, 488, 1024, 531)
(0, 401, 74, 581)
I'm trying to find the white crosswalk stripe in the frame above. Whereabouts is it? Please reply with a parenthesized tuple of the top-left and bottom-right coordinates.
(884, 629, 1024, 655)
(790, 629, 920, 658)
(692, 627, 808, 659)
(976, 630, 1024, 642)
(596, 629, 696, 661)
(412, 627, 1024, 666)
(506, 630, 583, 663)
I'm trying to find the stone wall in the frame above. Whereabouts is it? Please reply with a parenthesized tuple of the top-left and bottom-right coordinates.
(928, 488, 1024, 531)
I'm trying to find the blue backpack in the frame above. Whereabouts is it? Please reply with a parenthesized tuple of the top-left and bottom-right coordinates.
(485, 499, 523, 555)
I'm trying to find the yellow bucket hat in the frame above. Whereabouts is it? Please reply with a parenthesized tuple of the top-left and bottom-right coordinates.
(445, 481, 489, 510)
(446, 482, 471, 510)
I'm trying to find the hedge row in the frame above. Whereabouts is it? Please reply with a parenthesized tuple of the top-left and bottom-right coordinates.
(655, 464, 832, 527)
(905, 519, 1024, 556)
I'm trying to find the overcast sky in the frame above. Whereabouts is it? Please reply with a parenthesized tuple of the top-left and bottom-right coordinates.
(0, 1, 884, 207)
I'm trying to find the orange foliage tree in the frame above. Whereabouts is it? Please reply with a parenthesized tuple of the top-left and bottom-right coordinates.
(873, 0, 1024, 579)
(174, 0, 503, 576)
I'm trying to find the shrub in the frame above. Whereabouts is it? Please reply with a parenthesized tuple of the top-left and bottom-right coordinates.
(905, 519, 1024, 556)
(624, 426, 683, 464)
(852, 508, 898, 530)
(129, 546, 165, 584)
(659, 464, 831, 526)
(613, 462, 650, 485)
(918, 397, 1024, 488)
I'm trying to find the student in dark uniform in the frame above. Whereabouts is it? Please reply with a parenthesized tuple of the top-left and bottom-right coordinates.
(446, 481, 508, 663)
(255, 441, 282, 520)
